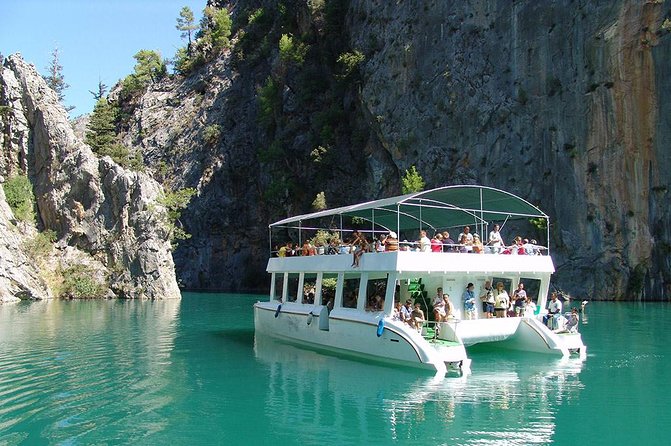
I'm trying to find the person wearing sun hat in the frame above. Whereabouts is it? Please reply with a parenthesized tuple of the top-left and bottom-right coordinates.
(385, 231, 398, 251)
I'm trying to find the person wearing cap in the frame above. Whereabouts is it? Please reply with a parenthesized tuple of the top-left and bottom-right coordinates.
(463, 283, 477, 319)
(385, 231, 399, 251)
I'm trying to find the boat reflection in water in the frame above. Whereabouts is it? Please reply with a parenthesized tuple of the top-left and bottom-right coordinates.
(254, 335, 584, 444)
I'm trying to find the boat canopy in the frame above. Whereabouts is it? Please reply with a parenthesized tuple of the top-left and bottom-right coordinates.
(270, 185, 548, 232)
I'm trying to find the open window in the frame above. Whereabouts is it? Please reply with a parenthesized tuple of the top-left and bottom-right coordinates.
(342, 275, 360, 308)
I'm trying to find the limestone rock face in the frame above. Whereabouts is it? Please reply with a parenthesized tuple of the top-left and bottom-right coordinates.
(0, 184, 52, 303)
(0, 54, 180, 299)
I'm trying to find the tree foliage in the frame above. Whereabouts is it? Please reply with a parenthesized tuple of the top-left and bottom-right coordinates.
(401, 165, 425, 194)
(279, 34, 308, 65)
(157, 188, 197, 248)
(176, 6, 198, 53)
(89, 79, 108, 101)
(312, 191, 327, 211)
(43, 47, 74, 111)
(86, 98, 143, 170)
(2, 175, 35, 223)
(120, 50, 167, 98)
(201, 6, 232, 51)
(60, 264, 107, 299)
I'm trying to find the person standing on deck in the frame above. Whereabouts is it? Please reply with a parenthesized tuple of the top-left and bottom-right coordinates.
(433, 287, 447, 322)
(480, 280, 495, 318)
(494, 282, 510, 318)
(463, 283, 477, 319)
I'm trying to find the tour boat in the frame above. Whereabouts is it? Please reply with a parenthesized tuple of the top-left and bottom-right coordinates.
(254, 185, 587, 374)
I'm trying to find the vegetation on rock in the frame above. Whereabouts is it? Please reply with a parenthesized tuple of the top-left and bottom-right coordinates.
(2, 174, 35, 223)
(401, 166, 425, 194)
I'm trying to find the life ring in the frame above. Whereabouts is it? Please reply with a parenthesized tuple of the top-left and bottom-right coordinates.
(274, 304, 282, 318)
(307, 312, 313, 325)
(376, 319, 385, 337)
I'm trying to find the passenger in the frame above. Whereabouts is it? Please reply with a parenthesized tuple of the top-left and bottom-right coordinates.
(462, 283, 477, 320)
(278, 242, 289, 258)
(375, 234, 387, 252)
(524, 297, 537, 317)
(487, 224, 505, 254)
(510, 236, 524, 255)
(544, 292, 563, 328)
(418, 230, 431, 252)
(458, 234, 471, 253)
(458, 226, 474, 247)
(442, 231, 456, 252)
(513, 283, 527, 317)
(494, 282, 510, 318)
(479, 280, 495, 318)
(301, 240, 312, 256)
(392, 301, 402, 321)
(443, 293, 454, 318)
(566, 307, 579, 332)
(522, 238, 534, 255)
(401, 299, 414, 326)
(433, 287, 446, 322)
(411, 303, 426, 330)
(385, 231, 399, 252)
(349, 230, 368, 267)
(430, 233, 443, 252)
(327, 238, 339, 255)
(399, 240, 410, 251)
(472, 234, 485, 253)
(529, 239, 541, 255)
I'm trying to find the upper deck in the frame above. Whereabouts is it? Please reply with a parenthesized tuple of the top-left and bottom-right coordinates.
(267, 250, 555, 275)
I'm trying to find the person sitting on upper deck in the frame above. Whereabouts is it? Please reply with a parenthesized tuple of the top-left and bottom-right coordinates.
(327, 238, 339, 255)
(529, 239, 541, 255)
(522, 238, 534, 255)
(375, 234, 387, 252)
(385, 231, 399, 252)
(458, 226, 474, 248)
(431, 233, 443, 252)
(458, 234, 471, 253)
(349, 230, 368, 267)
(278, 241, 292, 257)
(442, 231, 456, 252)
(418, 230, 431, 252)
(504, 236, 525, 255)
(472, 234, 485, 253)
(487, 224, 505, 254)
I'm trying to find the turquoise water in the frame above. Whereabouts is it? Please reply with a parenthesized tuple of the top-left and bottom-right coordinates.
(0, 294, 668, 445)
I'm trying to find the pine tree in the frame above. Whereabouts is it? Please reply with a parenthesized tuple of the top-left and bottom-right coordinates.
(43, 47, 74, 111)
(89, 79, 108, 101)
(85, 98, 117, 153)
(401, 165, 425, 194)
(176, 6, 198, 54)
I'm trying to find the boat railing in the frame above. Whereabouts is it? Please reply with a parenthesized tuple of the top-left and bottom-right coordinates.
(270, 243, 549, 257)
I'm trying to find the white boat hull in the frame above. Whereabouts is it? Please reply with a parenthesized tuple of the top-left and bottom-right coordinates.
(254, 301, 470, 373)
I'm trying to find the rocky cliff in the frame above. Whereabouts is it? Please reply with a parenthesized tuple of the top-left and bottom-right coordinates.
(111, 0, 668, 300)
(5, 0, 670, 301)
(0, 54, 181, 300)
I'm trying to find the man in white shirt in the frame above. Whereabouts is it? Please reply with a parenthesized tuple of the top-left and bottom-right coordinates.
(544, 292, 563, 328)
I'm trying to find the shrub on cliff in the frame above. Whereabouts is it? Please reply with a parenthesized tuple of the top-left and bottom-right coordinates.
(2, 174, 35, 223)
(120, 50, 167, 99)
(401, 166, 425, 194)
(60, 264, 107, 299)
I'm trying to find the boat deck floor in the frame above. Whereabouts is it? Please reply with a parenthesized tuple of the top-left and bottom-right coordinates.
(422, 327, 462, 347)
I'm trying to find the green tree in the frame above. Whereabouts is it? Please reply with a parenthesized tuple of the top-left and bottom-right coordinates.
(176, 6, 199, 54)
(279, 34, 308, 65)
(157, 188, 197, 248)
(336, 50, 365, 78)
(2, 175, 35, 222)
(401, 165, 425, 194)
(121, 50, 167, 97)
(43, 47, 74, 111)
(86, 98, 117, 152)
(202, 6, 232, 51)
(88, 79, 108, 101)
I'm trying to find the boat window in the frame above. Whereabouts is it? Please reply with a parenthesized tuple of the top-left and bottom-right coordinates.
(273, 274, 283, 301)
(366, 277, 387, 311)
(286, 273, 300, 302)
(302, 273, 317, 304)
(321, 274, 338, 307)
(519, 278, 541, 302)
(342, 276, 360, 308)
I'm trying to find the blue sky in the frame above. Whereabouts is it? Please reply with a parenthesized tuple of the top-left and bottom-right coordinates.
(1, 0, 205, 117)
